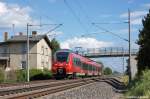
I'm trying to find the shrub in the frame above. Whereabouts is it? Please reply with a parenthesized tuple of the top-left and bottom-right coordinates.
(103, 67, 112, 75)
(0, 69, 4, 83)
(16, 70, 27, 82)
(43, 68, 52, 79)
(121, 75, 129, 86)
(29, 69, 43, 80)
(126, 70, 150, 97)
(30, 69, 52, 81)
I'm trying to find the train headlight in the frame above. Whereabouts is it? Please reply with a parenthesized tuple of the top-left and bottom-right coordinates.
(58, 69, 63, 74)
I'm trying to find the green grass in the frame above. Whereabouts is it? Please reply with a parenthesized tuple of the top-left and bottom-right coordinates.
(126, 70, 150, 97)
(0, 69, 52, 83)
(0, 68, 4, 83)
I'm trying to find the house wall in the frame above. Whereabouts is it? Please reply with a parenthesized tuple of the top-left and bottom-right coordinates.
(0, 38, 52, 71)
(0, 44, 9, 69)
(8, 42, 38, 70)
(37, 39, 52, 70)
(0, 42, 38, 70)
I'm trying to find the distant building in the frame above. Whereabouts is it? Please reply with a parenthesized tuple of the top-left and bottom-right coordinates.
(0, 32, 52, 71)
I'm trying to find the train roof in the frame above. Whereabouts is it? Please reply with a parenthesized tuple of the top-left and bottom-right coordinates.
(56, 49, 73, 53)
(56, 49, 103, 66)
(71, 51, 103, 66)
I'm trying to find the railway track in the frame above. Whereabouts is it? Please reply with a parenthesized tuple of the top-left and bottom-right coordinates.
(0, 79, 57, 88)
(0, 76, 126, 99)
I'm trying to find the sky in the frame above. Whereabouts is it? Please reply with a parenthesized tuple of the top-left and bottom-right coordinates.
(0, 0, 150, 72)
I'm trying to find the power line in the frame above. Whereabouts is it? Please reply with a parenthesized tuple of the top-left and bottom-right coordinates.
(22, 0, 58, 24)
(81, 32, 107, 37)
(73, 0, 91, 23)
(45, 24, 63, 35)
(93, 22, 128, 24)
(64, 0, 89, 33)
(92, 23, 129, 42)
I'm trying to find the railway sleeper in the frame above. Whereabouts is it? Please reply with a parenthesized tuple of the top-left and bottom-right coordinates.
(2, 80, 95, 99)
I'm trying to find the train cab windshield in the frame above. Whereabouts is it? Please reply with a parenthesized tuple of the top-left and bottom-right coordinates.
(56, 52, 69, 62)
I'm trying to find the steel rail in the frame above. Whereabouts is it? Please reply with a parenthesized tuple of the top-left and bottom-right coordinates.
(0, 77, 99, 97)
(0, 76, 126, 99)
(1, 78, 99, 99)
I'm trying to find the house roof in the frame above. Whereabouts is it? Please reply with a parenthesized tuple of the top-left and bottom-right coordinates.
(0, 35, 52, 48)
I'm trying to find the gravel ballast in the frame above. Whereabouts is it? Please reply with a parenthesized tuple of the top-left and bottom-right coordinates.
(38, 82, 123, 99)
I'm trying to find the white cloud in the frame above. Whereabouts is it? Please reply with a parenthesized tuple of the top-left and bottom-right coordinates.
(0, 2, 38, 27)
(60, 37, 113, 49)
(127, 0, 135, 4)
(142, 3, 150, 8)
(117, 28, 137, 34)
(120, 11, 147, 18)
(131, 18, 143, 25)
(120, 10, 148, 25)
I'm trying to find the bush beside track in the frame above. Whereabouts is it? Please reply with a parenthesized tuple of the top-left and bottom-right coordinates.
(125, 70, 150, 97)
(0, 69, 52, 83)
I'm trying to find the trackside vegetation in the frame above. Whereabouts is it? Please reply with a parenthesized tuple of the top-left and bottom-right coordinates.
(125, 70, 150, 97)
(0, 69, 52, 83)
(137, 10, 150, 75)
(103, 67, 112, 75)
(125, 10, 150, 97)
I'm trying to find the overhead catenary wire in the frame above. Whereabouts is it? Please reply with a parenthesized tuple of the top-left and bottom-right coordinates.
(72, 0, 129, 42)
(92, 23, 129, 42)
(22, 0, 63, 37)
(73, 0, 92, 23)
(63, 0, 89, 34)
(93, 22, 128, 24)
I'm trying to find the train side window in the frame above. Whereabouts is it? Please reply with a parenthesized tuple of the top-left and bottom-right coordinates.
(86, 64, 88, 70)
(73, 58, 76, 66)
(74, 58, 80, 67)
(88, 64, 90, 70)
(75, 59, 77, 65)
(81, 61, 83, 69)
(76, 58, 79, 66)
(94, 67, 96, 71)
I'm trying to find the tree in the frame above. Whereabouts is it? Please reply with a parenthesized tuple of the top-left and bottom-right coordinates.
(50, 38, 60, 55)
(113, 71, 120, 75)
(103, 67, 112, 75)
(137, 10, 150, 75)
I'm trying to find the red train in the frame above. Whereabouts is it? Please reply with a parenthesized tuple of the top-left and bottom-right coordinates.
(52, 49, 103, 78)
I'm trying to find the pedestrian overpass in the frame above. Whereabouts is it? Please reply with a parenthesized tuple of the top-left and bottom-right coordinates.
(76, 47, 138, 58)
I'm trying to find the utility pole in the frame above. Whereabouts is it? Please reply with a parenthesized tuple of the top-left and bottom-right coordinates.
(27, 23, 30, 82)
(122, 47, 125, 75)
(12, 24, 15, 35)
(26, 23, 62, 82)
(128, 9, 132, 82)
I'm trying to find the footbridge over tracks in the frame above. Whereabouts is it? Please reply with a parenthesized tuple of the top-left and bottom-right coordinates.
(76, 47, 138, 58)
(75, 47, 138, 79)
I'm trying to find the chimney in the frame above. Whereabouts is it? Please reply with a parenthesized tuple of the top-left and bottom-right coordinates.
(32, 31, 37, 36)
(19, 32, 23, 36)
(4, 32, 8, 41)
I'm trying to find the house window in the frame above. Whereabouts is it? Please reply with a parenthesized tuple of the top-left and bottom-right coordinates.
(21, 61, 26, 69)
(3, 47, 7, 57)
(22, 43, 27, 54)
(41, 61, 44, 68)
(46, 48, 48, 55)
(41, 46, 44, 55)
(46, 62, 49, 68)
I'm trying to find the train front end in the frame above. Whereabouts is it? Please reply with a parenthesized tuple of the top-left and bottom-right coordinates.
(52, 50, 70, 78)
